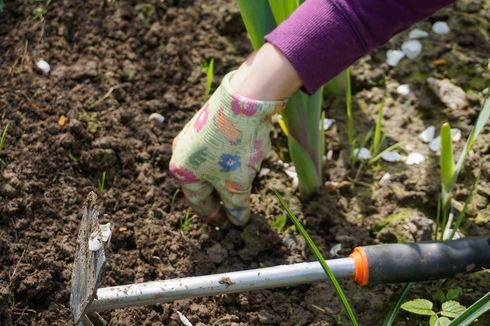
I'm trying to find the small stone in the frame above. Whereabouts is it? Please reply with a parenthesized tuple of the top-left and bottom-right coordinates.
(386, 50, 405, 67)
(401, 40, 422, 59)
(329, 243, 342, 257)
(35, 60, 50, 75)
(406, 152, 425, 165)
(396, 84, 410, 96)
(258, 168, 270, 177)
(408, 28, 429, 39)
(451, 128, 462, 142)
(429, 136, 441, 152)
(176, 311, 193, 326)
(381, 151, 401, 162)
(432, 21, 450, 35)
(149, 112, 165, 126)
(379, 173, 391, 187)
(427, 77, 468, 111)
(353, 147, 372, 160)
(419, 126, 435, 143)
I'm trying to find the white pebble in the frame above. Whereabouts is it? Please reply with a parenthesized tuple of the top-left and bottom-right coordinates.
(419, 126, 435, 143)
(406, 152, 425, 165)
(386, 50, 405, 67)
(323, 118, 335, 130)
(451, 128, 461, 142)
(353, 147, 372, 160)
(326, 149, 334, 161)
(284, 166, 297, 179)
(259, 168, 270, 177)
(35, 60, 51, 75)
(396, 84, 410, 96)
(432, 21, 450, 35)
(379, 172, 392, 187)
(401, 40, 423, 59)
(381, 151, 401, 162)
(149, 112, 165, 125)
(429, 136, 441, 152)
(177, 311, 193, 326)
(409, 28, 429, 39)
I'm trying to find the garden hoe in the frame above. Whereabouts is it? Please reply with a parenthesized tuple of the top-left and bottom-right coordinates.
(70, 193, 490, 325)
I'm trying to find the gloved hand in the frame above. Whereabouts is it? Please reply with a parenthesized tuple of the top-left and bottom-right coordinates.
(169, 71, 286, 226)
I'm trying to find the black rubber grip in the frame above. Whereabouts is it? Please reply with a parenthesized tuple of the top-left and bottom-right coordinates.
(362, 236, 490, 285)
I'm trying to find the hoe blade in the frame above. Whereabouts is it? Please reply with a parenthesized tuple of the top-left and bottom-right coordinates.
(70, 192, 107, 325)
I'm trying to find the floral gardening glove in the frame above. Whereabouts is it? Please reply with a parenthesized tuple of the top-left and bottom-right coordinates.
(169, 71, 286, 226)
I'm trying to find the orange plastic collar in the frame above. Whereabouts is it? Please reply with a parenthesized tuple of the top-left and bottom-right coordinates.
(349, 247, 369, 286)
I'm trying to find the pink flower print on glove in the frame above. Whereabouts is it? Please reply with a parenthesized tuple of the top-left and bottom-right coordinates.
(231, 95, 257, 116)
(194, 103, 209, 132)
(169, 164, 199, 184)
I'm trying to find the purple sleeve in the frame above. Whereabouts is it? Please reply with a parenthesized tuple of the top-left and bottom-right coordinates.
(264, 0, 454, 95)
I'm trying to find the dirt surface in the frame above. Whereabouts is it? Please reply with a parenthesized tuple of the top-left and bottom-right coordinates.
(1, 0, 489, 325)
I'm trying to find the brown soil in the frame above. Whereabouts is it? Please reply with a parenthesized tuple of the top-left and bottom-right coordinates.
(0, 0, 489, 325)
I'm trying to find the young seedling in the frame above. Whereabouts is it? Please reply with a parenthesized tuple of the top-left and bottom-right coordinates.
(345, 68, 356, 165)
(32, 0, 52, 20)
(274, 190, 358, 325)
(400, 297, 466, 326)
(169, 188, 181, 212)
(271, 214, 288, 232)
(98, 171, 106, 193)
(0, 123, 10, 168)
(201, 58, 214, 100)
(181, 208, 191, 234)
(448, 292, 490, 325)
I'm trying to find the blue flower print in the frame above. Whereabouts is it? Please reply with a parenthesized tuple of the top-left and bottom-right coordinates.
(219, 154, 241, 172)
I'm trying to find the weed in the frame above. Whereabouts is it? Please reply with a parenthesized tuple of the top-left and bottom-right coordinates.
(67, 151, 78, 162)
(181, 208, 191, 234)
(32, 0, 52, 20)
(345, 68, 355, 165)
(169, 188, 181, 211)
(0, 123, 10, 168)
(98, 171, 106, 193)
(401, 297, 466, 325)
(271, 214, 287, 232)
(201, 58, 214, 99)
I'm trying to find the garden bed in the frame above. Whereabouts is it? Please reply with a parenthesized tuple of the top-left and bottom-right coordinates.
(0, 0, 489, 325)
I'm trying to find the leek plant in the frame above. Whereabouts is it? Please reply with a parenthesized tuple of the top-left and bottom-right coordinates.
(436, 95, 490, 240)
(237, 0, 324, 197)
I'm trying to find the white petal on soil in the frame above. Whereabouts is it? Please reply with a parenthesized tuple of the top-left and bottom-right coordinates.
(432, 21, 450, 34)
(406, 152, 425, 165)
(379, 172, 391, 187)
(149, 112, 165, 125)
(99, 223, 112, 242)
(396, 84, 410, 96)
(386, 50, 405, 67)
(419, 126, 435, 143)
(284, 166, 297, 179)
(401, 40, 422, 59)
(329, 243, 342, 257)
(88, 223, 112, 251)
(88, 235, 102, 251)
(381, 151, 401, 162)
(353, 147, 372, 160)
(36, 60, 51, 75)
(177, 311, 193, 326)
(326, 149, 333, 161)
(323, 118, 335, 130)
(259, 168, 270, 178)
(451, 128, 461, 142)
(429, 136, 441, 152)
(408, 28, 429, 39)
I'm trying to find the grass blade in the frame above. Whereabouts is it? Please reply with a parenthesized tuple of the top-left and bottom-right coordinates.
(448, 292, 490, 326)
(205, 58, 214, 99)
(369, 141, 404, 164)
(383, 283, 414, 326)
(345, 68, 354, 164)
(236, 0, 276, 50)
(449, 176, 478, 240)
(273, 190, 358, 325)
(372, 95, 385, 155)
(0, 122, 10, 154)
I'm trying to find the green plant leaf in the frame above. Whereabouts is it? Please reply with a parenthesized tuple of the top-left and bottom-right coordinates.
(441, 300, 466, 318)
(440, 122, 455, 207)
(449, 176, 478, 240)
(436, 288, 446, 304)
(401, 299, 435, 316)
(205, 58, 214, 99)
(372, 95, 385, 155)
(448, 292, 490, 326)
(431, 315, 451, 326)
(236, 0, 276, 50)
(345, 68, 354, 164)
(268, 0, 300, 24)
(271, 214, 287, 232)
(383, 282, 414, 326)
(446, 288, 462, 301)
(273, 190, 358, 325)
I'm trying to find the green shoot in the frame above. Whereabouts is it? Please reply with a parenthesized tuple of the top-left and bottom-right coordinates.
(98, 171, 106, 193)
(32, 0, 52, 20)
(401, 297, 466, 325)
(448, 292, 490, 326)
(440, 122, 455, 210)
(345, 68, 355, 164)
(369, 141, 404, 164)
(203, 58, 214, 99)
(271, 214, 288, 232)
(169, 188, 181, 211)
(136, 3, 156, 27)
(371, 95, 386, 156)
(448, 176, 478, 240)
(0, 122, 10, 167)
(67, 152, 78, 162)
(273, 190, 358, 325)
(181, 208, 191, 234)
(383, 283, 414, 326)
